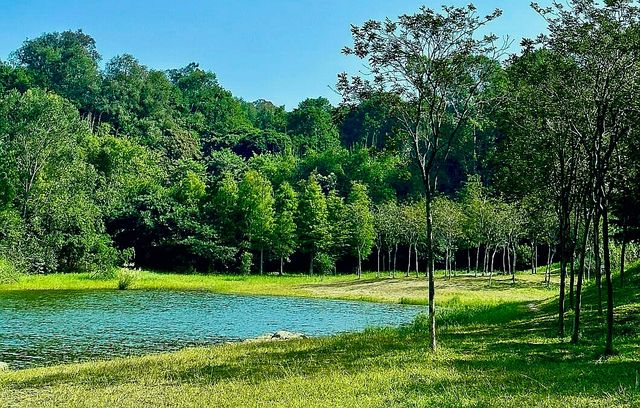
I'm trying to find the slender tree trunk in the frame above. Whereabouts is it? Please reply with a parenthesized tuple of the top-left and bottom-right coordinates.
(531, 242, 536, 275)
(559, 207, 570, 337)
(602, 206, 614, 355)
(489, 247, 497, 286)
(445, 249, 449, 280)
(484, 247, 490, 276)
(425, 187, 436, 351)
(569, 253, 575, 310)
(511, 242, 516, 284)
(467, 248, 471, 275)
(358, 248, 362, 279)
(377, 247, 380, 278)
(415, 243, 419, 278)
(535, 245, 538, 274)
(260, 248, 264, 275)
(475, 245, 480, 277)
(279, 256, 284, 276)
(393, 245, 398, 277)
(545, 246, 552, 284)
(593, 209, 603, 315)
(572, 210, 591, 344)
(309, 254, 314, 275)
(621, 217, 627, 288)
(406, 244, 412, 277)
(502, 247, 507, 275)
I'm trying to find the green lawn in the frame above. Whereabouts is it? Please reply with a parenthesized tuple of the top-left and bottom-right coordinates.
(0, 266, 638, 407)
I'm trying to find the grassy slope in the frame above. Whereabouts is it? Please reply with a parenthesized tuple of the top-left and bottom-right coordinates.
(0, 266, 639, 407)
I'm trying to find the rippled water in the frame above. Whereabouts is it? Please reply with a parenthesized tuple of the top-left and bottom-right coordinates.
(0, 290, 421, 369)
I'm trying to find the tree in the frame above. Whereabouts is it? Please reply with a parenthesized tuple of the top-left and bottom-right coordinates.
(287, 97, 340, 153)
(326, 189, 350, 274)
(297, 174, 329, 274)
(433, 197, 464, 279)
(347, 183, 375, 278)
(532, 0, 640, 353)
(239, 170, 275, 274)
(339, 4, 505, 350)
(273, 182, 298, 275)
(12, 30, 101, 110)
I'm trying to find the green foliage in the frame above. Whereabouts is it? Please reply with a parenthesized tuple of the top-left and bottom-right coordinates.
(0, 257, 20, 283)
(116, 268, 138, 290)
(347, 183, 375, 276)
(12, 30, 101, 109)
(297, 174, 330, 273)
(272, 182, 298, 270)
(238, 170, 275, 256)
(240, 251, 252, 275)
(287, 97, 340, 153)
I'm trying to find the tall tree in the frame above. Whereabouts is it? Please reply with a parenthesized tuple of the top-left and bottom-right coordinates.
(347, 183, 375, 278)
(272, 182, 298, 275)
(297, 174, 329, 274)
(339, 4, 504, 350)
(12, 30, 101, 111)
(239, 170, 275, 274)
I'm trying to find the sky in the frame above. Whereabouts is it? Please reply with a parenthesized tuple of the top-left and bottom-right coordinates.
(0, 1, 549, 109)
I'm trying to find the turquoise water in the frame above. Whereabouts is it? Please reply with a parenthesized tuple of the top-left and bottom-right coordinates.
(0, 290, 422, 369)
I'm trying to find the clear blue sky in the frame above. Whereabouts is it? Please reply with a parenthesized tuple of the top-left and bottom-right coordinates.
(0, 1, 548, 109)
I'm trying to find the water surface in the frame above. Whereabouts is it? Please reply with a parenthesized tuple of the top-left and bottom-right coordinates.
(0, 290, 421, 369)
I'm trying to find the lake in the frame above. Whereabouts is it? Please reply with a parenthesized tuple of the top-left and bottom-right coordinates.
(0, 290, 422, 369)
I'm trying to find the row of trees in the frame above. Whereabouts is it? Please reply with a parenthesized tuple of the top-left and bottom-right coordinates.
(338, 0, 640, 352)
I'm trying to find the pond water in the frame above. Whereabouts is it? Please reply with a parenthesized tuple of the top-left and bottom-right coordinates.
(0, 290, 422, 369)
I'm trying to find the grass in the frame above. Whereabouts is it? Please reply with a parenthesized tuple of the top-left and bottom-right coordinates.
(0, 268, 556, 306)
(0, 265, 638, 407)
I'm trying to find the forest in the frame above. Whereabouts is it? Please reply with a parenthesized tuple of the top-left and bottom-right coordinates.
(1, 0, 640, 358)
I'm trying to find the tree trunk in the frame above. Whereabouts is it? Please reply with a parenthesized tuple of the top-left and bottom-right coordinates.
(467, 248, 471, 275)
(358, 247, 362, 279)
(511, 242, 516, 284)
(475, 245, 480, 277)
(572, 210, 591, 344)
(559, 208, 569, 337)
(489, 247, 497, 286)
(260, 248, 264, 275)
(445, 249, 449, 280)
(376, 247, 380, 278)
(415, 243, 419, 278)
(502, 247, 507, 275)
(309, 254, 314, 275)
(424, 187, 436, 351)
(569, 253, 575, 310)
(393, 244, 398, 277)
(621, 216, 627, 288)
(545, 246, 552, 284)
(593, 209, 603, 315)
(406, 244, 412, 277)
(531, 243, 536, 275)
(602, 206, 614, 355)
(279, 256, 284, 276)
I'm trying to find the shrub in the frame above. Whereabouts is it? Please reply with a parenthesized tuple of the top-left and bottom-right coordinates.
(0, 258, 20, 283)
(314, 252, 334, 275)
(240, 251, 252, 275)
(116, 269, 138, 290)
